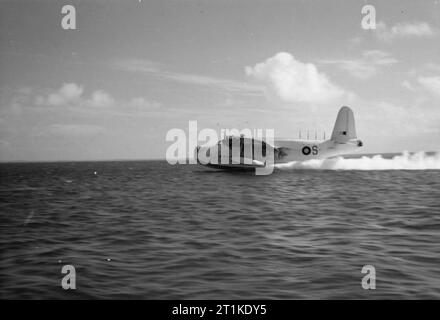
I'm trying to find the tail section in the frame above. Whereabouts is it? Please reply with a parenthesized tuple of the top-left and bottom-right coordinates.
(331, 106, 357, 143)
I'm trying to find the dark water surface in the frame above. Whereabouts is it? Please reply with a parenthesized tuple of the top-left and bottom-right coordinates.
(1, 161, 439, 299)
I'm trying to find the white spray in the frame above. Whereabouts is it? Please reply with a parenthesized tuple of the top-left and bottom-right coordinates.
(275, 151, 440, 171)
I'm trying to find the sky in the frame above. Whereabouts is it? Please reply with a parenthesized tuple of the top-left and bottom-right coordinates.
(0, 0, 439, 161)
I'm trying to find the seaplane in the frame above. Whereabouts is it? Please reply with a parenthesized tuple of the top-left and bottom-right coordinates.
(195, 106, 363, 171)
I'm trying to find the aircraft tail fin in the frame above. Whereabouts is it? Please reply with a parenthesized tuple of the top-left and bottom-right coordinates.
(330, 106, 357, 143)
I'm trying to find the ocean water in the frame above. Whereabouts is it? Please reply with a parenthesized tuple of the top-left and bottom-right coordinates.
(1, 153, 440, 299)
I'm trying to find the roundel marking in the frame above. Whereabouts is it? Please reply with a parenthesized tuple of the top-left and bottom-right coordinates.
(302, 146, 311, 155)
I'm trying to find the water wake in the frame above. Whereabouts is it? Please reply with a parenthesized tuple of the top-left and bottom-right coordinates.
(275, 151, 440, 170)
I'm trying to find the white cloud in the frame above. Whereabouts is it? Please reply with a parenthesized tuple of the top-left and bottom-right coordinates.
(391, 22, 434, 37)
(245, 52, 348, 103)
(113, 58, 263, 94)
(85, 90, 115, 108)
(321, 50, 397, 80)
(164, 72, 262, 92)
(418, 76, 440, 97)
(376, 21, 435, 41)
(354, 99, 440, 146)
(42, 83, 84, 106)
(36, 83, 115, 109)
(402, 80, 416, 91)
(35, 83, 160, 112)
(363, 50, 397, 63)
